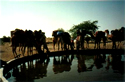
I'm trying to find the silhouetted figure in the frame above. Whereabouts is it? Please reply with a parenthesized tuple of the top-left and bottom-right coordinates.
(52, 30, 74, 51)
(105, 27, 125, 49)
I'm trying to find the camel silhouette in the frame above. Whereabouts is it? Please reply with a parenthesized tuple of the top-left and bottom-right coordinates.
(105, 27, 125, 49)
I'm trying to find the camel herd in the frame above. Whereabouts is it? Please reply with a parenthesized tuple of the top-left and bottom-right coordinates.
(10, 27, 125, 58)
(75, 27, 125, 50)
(10, 29, 49, 58)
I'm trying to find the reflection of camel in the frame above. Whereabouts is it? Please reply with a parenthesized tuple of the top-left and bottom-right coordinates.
(105, 27, 125, 49)
(52, 30, 74, 51)
(93, 54, 106, 69)
(105, 54, 124, 74)
(35, 58, 50, 78)
(9, 57, 49, 81)
(53, 55, 74, 74)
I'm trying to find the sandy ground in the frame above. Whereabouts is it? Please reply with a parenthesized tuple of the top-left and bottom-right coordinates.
(0, 39, 125, 62)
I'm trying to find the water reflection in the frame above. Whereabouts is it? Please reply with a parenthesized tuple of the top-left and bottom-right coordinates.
(4, 53, 124, 82)
(105, 54, 124, 74)
(53, 55, 74, 74)
(94, 54, 106, 69)
(5, 57, 50, 82)
(76, 55, 87, 73)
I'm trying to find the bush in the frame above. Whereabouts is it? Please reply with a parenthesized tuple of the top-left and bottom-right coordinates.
(1, 36, 10, 42)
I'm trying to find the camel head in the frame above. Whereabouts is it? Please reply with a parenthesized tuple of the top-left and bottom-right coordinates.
(105, 29, 109, 34)
(52, 30, 58, 37)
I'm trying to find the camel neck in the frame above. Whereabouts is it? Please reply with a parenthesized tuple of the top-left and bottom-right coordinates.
(106, 32, 110, 37)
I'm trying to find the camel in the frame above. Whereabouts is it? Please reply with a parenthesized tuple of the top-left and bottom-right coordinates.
(52, 30, 74, 51)
(52, 30, 63, 51)
(11, 29, 50, 58)
(23, 30, 34, 55)
(105, 27, 125, 49)
(11, 29, 26, 58)
(33, 30, 50, 54)
(93, 31, 106, 49)
(76, 29, 106, 50)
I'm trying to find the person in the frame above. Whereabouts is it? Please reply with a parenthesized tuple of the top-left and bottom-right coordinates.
(57, 31, 63, 37)
(76, 29, 81, 36)
(71, 38, 75, 48)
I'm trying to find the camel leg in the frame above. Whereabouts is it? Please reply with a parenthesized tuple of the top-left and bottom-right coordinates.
(12, 46, 17, 58)
(58, 42, 60, 50)
(117, 41, 121, 49)
(94, 42, 96, 49)
(27, 47, 30, 56)
(103, 37, 106, 49)
(61, 42, 64, 50)
(88, 42, 89, 48)
(112, 41, 116, 49)
(81, 41, 84, 50)
(70, 43, 74, 50)
(53, 42, 56, 51)
(99, 42, 100, 49)
(64, 43, 68, 50)
(76, 41, 80, 51)
(30, 46, 33, 55)
(44, 43, 50, 53)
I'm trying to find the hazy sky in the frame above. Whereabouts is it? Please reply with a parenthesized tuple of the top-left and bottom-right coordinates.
(0, 0, 124, 38)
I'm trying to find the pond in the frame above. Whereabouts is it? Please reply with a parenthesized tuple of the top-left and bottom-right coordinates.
(3, 53, 125, 82)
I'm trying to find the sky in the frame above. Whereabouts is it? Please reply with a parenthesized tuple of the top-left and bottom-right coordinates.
(0, 0, 124, 38)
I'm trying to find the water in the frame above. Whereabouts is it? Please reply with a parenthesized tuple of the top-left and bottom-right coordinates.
(3, 54, 125, 82)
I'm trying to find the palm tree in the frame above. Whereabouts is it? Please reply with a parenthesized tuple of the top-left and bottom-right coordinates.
(68, 20, 99, 39)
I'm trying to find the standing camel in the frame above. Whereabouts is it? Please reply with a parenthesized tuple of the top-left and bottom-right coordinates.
(52, 30, 74, 51)
(76, 29, 106, 50)
(11, 29, 26, 58)
(34, 30, 50, 54)
(105, 27, 125, 49)
(52, 30, 63, 51)
(23, 30, 34, 55)
(93, 31, 106, 49)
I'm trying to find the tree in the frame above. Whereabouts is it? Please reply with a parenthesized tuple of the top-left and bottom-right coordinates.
(68, 20, 99, 39)
(1, 36, 10, 42)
